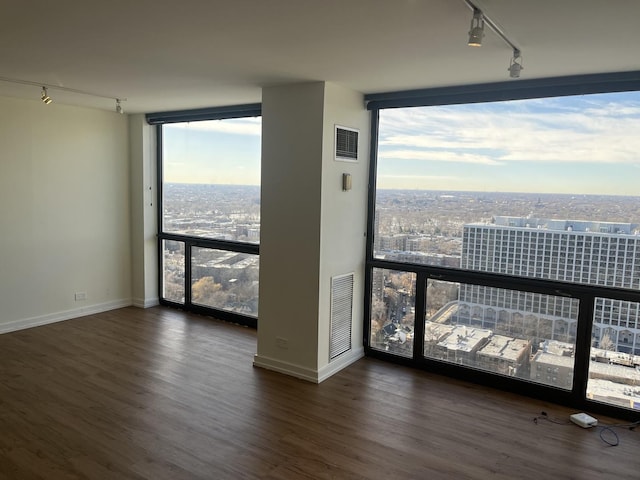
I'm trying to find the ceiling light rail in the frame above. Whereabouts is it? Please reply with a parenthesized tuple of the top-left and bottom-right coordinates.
(0, 75, 126, 113)
(464, 0, 523, 78)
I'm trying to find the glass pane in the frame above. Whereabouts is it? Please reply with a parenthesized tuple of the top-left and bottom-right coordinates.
(375, 92, 640, 289)
(162, 117, 261, 242)
(370, 268, 416, 358)
(191, 247, 259, 317)
(163, 240, 185, 303)
(588, 298, 640, 411)
(424, 279, 578, 389)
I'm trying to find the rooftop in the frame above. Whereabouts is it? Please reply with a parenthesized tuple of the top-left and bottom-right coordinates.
(436, 324, 492, 353)
(477, 335, 530, 361)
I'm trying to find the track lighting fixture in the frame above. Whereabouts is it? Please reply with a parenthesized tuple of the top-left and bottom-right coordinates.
(468, 8, 484, 47)
(0, 76, 125, 110)
(41, 86, 52, 104)
(509, 50, 523, 78)
(464, 0, 523, 78)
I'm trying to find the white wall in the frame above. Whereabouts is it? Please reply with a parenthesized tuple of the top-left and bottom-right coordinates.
(0, 96, 132, 332)
(317, 83, 369, 378)
(256, 82, 325, 377)
(129, 114, 158, 308)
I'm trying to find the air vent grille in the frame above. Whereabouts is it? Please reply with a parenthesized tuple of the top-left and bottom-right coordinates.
(335, 126, 358, 161)
(330, 273, 354, 360)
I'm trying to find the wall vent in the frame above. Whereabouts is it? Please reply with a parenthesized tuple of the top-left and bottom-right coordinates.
(335, 125, 359, 162)
(330, 273, 354, 360)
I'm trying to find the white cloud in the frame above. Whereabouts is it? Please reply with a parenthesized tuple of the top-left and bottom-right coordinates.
(379, 97, 640, 166)
(380, 149, 504, 165)
(168, 117, 261, 136)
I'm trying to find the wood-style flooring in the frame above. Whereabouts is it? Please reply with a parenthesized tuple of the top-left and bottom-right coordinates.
(0, 306, 638, 479)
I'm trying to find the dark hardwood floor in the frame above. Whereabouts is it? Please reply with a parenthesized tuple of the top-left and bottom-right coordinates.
(0, 306, 638, 479)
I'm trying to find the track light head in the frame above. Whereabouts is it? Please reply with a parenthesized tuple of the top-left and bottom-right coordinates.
(41, 86, 52, 104)
(509, 50, 523, 78)
(468, 8, 484, 46)
(115, 99, 124, 114)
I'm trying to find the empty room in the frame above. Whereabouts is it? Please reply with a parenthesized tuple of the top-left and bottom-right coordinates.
(1, 1, 639, 478)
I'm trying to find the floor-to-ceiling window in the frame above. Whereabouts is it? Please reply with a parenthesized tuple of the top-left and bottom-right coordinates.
(365, 73, 640, 419)
(148, 105, 261, 327)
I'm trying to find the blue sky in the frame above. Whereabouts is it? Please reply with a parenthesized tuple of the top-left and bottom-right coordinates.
(377, 91, 640, 195)
(163, 91, 640, 196)
(163, 117, 261, 185)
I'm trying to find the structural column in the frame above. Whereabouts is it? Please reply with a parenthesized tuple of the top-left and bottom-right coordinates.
(254, 82, 369, 382)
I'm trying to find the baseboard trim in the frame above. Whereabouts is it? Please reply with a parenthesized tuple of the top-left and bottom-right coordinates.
(132, 297, 160, 309)
(253, 347, 365, 384)
(0, 299, 133, 334)
(253, 354, 321, 383)
(318, 347, 365, 383)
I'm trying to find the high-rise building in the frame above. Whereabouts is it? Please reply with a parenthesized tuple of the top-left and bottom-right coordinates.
(457, 216, 640, 355)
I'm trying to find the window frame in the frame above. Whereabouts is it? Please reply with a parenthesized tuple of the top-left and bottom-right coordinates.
(364, 71, 640, 421)
(147, 104, 261, 327)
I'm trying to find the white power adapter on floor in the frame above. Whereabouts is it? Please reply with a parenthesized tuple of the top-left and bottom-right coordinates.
(570, 412, 598, 428)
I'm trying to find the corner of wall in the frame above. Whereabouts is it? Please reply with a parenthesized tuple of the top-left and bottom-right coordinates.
(129, 114, 158, 307)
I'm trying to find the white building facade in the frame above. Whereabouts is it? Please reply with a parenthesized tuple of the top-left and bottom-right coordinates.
(457, 216, 640, 355)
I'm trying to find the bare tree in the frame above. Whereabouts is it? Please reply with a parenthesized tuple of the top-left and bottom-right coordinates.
(599, 331, 615, 351)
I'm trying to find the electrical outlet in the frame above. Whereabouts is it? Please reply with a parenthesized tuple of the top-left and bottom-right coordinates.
(74, 292, 87, 301)
(276, 337, 289, 349)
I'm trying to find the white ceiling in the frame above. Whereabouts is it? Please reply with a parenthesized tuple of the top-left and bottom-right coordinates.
(1, 0, 639, 114)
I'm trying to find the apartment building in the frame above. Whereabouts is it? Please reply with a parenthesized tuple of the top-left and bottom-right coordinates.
(459, 216, 640, 354)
